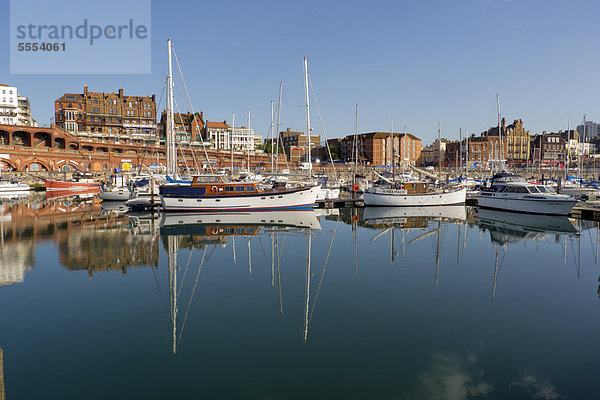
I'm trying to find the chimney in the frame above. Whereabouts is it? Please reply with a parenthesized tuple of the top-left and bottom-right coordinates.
(84, 85, 88, 96)
(118, 88, 123, 98)
(200, 110, 204, 121)
(501, 117, 506, 133)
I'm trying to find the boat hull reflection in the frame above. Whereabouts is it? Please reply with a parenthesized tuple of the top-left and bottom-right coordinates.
(363, 205, 467, 224)
(476, 208, 578, 244)
(160, 210, 322, 235)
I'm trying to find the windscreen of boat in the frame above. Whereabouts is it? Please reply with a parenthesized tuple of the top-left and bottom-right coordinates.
(536, 186, 556, 194)
(527, 186, 540, 193)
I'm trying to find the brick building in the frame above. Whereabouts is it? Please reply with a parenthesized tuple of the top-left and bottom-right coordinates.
(278, 128, 320, 163)
(158, 111, 205, 144)
(340, 132, 421, 166)
(54, 85, 157, 136)
(531, 132, 565, 165)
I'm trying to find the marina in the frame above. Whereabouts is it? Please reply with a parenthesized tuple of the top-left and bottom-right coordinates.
(0, 194, 599, 398)
(2, 1, 600, 398)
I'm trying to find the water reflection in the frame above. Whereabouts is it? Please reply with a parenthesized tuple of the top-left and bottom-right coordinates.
(1, 199, 600, 398)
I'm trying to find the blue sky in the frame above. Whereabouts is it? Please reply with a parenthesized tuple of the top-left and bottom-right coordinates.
(2, 0, 600, 145)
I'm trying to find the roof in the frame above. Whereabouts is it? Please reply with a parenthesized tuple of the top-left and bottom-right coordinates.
(343, 132, 420, 141)
(206, 121, 229, 129)
(55, 93, 84, 102)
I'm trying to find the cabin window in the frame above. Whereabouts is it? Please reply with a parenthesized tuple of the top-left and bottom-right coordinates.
(528, 186, 540, 193)
(246, 186, 256, 191)
(224, 186, 234, 192)
(235, 186, 245, 192)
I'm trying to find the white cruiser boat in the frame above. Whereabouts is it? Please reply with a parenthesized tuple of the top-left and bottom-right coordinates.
(477, 173, 576, 215)
(364, 181, 466, 207)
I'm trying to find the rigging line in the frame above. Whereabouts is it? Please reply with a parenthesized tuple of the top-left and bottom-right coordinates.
(150, 262, 169, 314)
(178, 246, 207, 346)
(587, 228, 597, 261)
(172, 45, 214, 174)
(309, 219, 339, 323)
(205, 244, 218, 263)
(177, 246, 194, 298)
(308, 75, 338, 181)
(257, 235, 271, 267)
(172, 96, 200, 172)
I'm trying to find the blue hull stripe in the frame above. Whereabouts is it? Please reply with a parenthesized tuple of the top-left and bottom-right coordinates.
(163, 203, 315, 213)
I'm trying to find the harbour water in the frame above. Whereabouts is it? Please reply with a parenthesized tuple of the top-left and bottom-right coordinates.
(1, 196, 599, 399)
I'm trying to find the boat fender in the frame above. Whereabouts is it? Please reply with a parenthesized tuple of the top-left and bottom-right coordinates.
(211, 186, 218, 193)
(352, 184, 359, 192)
(352, 215, 359, 222)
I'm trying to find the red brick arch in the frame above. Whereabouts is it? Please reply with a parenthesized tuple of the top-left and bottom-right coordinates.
(22, 159, 50, 171)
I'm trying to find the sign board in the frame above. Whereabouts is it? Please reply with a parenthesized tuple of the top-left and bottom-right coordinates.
(122, 163, 131, 171)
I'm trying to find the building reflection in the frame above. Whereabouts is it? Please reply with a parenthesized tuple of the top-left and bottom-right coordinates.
(0, 196, 159, 281)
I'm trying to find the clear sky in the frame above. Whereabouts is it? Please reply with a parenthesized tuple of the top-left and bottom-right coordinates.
(2, 0, 599, 145)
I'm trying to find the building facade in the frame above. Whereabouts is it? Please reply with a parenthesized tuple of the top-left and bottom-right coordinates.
(278, 128, 320, 163)
(340, 132, 421, 166)
(204, 120, 255, 151)
(0, 85, 36, 127)
(530, 132, 565, 165)
(54, 85, 157, 137)
(158, 111, 205, 144)
(577, 120, 600, 139)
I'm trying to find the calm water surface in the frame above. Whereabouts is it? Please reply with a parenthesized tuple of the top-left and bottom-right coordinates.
(0, 196, 599, 399)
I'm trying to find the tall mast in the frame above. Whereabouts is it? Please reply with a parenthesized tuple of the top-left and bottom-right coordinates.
(303, 57, 312, 175)
(270, 100, 274, 172)
(459, 126, 462, 177)
(231, 112, 235, 172)
(166, 39, 177, 179)
(276, 82, 283, 174)
(248, 109, 251, 170)
(565, 116, 571, 181)
(354, 104, 359, 178)
(391, 116, 395, 183)
(438, 122, 442, 188)
(497, 94, 503, 168)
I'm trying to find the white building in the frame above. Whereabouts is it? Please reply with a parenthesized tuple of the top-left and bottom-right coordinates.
(0, 85, 18, 125)
(0, 84, 36, 126)
(205, 120, 255, 151)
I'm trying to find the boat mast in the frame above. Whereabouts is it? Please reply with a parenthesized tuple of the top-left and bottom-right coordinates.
(270, 100, 274, 172)
(497, 94, 503, 169)
(438, 122, 442, 188)
(391, 116, 395, 184)
(248, 109, 251, 170)
(166, 38, 177, 179)
(231, 112, 235, 172)
(303, 57, 312, 175)
(276, 82, 283, 174)
(565, 116, 571, 181)
(354, 104, 359, 185)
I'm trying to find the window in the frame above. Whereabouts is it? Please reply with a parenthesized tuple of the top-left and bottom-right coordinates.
(129, 102, 132, 108)
(246, 186, 256, 192)
(224, 186, 234, 192)
(235, 186, 245, 192)
(94, 99, 98, 104)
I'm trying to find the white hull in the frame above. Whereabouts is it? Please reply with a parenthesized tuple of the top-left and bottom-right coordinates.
(100, 186, 131, 201)
(160, 185, 320, 212)
(363, 205, 467, 223)
(160, 210, 322, 231)
(364, 187, 466, 207)
(477, 192, 576, 215)
(0, 182, 30, 192)
(476, 208, 577, 235)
